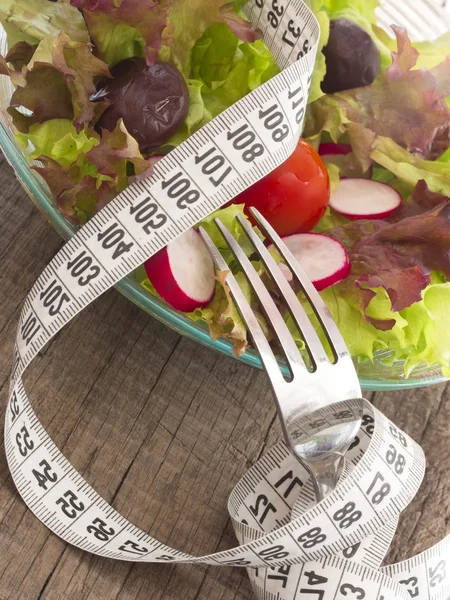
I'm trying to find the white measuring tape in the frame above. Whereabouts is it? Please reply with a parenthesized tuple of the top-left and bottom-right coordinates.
(4, 0, 450, 598)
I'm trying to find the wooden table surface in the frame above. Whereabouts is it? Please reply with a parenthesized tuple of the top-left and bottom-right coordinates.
(0, 154, 449, 600)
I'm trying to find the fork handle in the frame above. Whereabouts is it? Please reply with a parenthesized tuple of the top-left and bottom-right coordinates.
(300, 456, 343, 502)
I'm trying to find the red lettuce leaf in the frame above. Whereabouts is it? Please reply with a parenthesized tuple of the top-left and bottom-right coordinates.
(5, 34, 110, 129)
(410, 179, 449, 210)
(219, 4, 262, 43)
(306, 27, 450, 160)
(50, 34, 111, 129)
(58, 176, 117, 221)
(34, 156, 117, 223)
(33, 156, 75, 200)
(4, 42, 37, 70)
(10, 64, 74, 123)
(33, 120, 154, 223)
(71, 0, 171, 66)
(327, 199, 450, 328)
(87, 120, 152, 183)
(346, 27, 450, 154)
(0, 41, 37, 86)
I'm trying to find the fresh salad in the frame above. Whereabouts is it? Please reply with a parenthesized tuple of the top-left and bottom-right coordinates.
(1, 0, 450, 376)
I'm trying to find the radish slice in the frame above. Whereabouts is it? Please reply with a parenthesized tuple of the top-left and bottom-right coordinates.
(319, 143, 352, 170)
(319, 143, 372, 179)
(319, 142, 352, 157)
(329, 178, 402, 220)
(270, 233, 351, 292)
(144, 228, 215, 312)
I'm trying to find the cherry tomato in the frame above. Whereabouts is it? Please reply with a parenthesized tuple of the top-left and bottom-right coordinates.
(233, 139, 330, 236)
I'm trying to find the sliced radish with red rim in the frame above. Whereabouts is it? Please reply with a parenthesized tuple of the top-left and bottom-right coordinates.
(319, 142, 352, 157)
(144, 228, 215, 312)
(329, 178, 402, 220)
(269, 233, 351, 292)
(319, 143, 372, 179)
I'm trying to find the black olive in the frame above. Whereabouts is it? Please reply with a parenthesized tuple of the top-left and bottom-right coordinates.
(321, 19, 381, 94)
(93, 58, 189, 153)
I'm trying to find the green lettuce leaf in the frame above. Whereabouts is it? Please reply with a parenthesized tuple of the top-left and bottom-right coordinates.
(157, 25, 279, 150)
(307, 8, 330, 103)
(413, 32, 450, 71)
(198, 203, 264, 264)
(16, 119, 99, 166)
(30, 119, 153, 222)
(322, 0, 379, 22)
(1, 20, 39, 48)
(70, 0, 170, 67)
(371, 137, 450, 196)
(311, 278, 450, 375)
(401, 281, 450, 376)
(156, 0, 259, 76)
(0, 0, 90, 45)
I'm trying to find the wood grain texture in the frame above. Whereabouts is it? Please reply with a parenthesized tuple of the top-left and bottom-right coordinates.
(0, 154, 448, 600)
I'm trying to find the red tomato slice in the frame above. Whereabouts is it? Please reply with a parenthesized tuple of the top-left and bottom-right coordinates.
(232, 139, 330, 236)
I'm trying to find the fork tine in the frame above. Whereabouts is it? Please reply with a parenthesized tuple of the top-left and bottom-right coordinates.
(236, 214, 329, 367)
(249, 207, 350, 360)
(204, 219, 308, 376)
(198, 226, 286, 388)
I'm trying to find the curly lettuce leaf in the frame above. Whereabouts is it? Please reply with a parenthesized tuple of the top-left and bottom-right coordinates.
(284, 282, 388, 362)
(59, 175, 117, 222)
(157, 26, 279, 150)
(87, 119, 151, 190)
(0, 41, 36, 87)
(371, 137, 450, 196)
(16, 119, 99, 166)
(401, 281, 450, 376)
(411, 31, 450, 71)
(189, 270, 250, 356)
(33, 151, 116, 222)
(307, 27, 450, 158)
(30, 119, 151, 222)
(323, 194, 450, 336)
(160, 0, 260, 76)
(306, 277, 450, 375)
(70, 0, 170, 67)
(322, 0, 378, 21)
(0, 0, 90, 45)
(303, 4, 330, 103)
(5, 33, 110, 130)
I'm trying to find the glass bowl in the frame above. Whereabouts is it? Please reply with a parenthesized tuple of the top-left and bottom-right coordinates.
(1, 3, 449, 392)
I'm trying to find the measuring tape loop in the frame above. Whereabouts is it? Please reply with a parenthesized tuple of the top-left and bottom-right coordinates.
(4, 0, 450, 598)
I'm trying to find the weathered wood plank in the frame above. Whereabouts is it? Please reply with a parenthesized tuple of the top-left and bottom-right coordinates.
(0, 156, 448, 600)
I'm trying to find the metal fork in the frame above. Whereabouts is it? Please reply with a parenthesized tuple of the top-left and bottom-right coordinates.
(199, 208, 363, 502)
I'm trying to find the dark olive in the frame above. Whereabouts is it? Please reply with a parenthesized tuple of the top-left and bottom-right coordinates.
(321, 19, 381, 94)
(93, 58, 189, 153)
